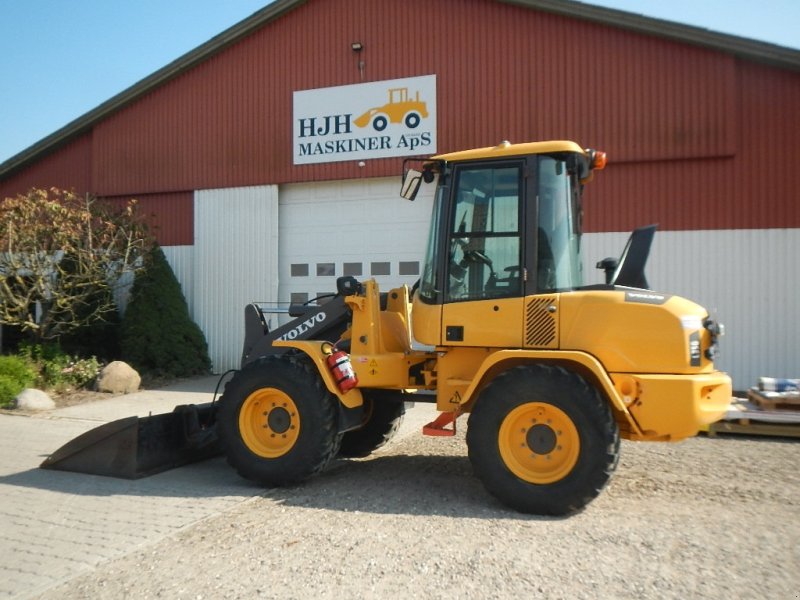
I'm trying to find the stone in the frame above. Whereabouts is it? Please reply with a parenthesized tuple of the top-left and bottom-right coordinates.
(15, 388, 56, 411)
(95, 361, 141, 394)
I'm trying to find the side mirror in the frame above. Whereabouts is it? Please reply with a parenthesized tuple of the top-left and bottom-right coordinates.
(596, 257, 619, 285)
(400, 169, 423, 201)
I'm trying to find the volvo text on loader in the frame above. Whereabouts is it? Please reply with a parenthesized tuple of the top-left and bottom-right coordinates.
(42, 140, 732, 516)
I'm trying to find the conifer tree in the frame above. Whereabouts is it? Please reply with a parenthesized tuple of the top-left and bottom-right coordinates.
(121, 245, 211, 377)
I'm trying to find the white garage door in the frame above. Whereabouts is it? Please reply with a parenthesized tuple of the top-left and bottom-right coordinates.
(278, 177, 434, 321)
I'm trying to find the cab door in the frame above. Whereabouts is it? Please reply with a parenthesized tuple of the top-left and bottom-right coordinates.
(440, 161, 526, 347)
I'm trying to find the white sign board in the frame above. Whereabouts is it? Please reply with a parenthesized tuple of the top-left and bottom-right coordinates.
(293, 75, 436, 165)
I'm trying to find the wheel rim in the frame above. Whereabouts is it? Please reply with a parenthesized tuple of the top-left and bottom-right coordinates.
(498, 402, 580, 484)
(239, 388, 300, 458)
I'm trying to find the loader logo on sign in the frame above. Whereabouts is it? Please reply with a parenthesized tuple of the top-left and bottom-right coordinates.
(353, 87, 429, 132)
(293, 75, 436, 165)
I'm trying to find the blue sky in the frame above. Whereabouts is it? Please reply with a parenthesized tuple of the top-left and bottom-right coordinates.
(1, 0, 798, 164)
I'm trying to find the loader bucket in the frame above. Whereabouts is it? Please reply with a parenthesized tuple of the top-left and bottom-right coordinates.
(40, 403, 221, 479)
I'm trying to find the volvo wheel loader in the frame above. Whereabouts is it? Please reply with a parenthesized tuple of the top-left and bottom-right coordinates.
(42, 140, 732, 516)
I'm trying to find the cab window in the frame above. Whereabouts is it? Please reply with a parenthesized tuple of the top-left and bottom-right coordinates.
(446, 164, 522, 302)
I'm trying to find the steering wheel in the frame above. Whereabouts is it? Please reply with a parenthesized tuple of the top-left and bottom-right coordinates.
(464, 249, 492, 268)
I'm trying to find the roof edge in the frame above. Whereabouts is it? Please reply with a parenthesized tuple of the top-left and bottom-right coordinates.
(504, 0, 800, 69)
(0, 0, 307, 181)
(3, 0, 799, 182)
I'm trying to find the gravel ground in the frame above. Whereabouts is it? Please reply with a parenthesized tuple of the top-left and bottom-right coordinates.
(36, 421, 800, 600)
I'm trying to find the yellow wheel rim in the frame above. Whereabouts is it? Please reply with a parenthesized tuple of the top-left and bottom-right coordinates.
(498, 402, 580, 484)
(238, 388, 300, 458)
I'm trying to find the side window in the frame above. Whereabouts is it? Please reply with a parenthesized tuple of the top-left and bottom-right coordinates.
(536, 157, 583, 291)
(446, 165, 522, 302)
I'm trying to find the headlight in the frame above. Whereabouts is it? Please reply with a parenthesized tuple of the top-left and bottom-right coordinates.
(702, 317, 724, 361)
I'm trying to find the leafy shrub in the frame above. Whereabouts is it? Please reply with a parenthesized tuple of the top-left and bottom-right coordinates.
(0, 355, 35, 408)
(0, 375, 22, 409)
(0, 188, 150, 341)
(0, 354, 36, 387)
(17, 342, 101, 391)
(120, 245, 211, 377)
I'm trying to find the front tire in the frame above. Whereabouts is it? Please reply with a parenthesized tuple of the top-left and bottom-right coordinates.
(466, 364, 619, 515)
(338, 390, 405, 458)
(217, 355, 340, 486)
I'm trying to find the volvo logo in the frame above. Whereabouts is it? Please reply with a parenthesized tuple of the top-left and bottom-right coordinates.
(277, 312, 327, 341)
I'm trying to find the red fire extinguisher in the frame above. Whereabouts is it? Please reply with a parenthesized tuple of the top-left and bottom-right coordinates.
(326, 345, 358, 393)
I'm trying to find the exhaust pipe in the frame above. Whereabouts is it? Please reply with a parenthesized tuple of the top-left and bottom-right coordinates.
(40, 403, 221, 479)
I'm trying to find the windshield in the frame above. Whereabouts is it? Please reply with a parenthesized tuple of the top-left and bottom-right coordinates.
(536, 156, 583, 291)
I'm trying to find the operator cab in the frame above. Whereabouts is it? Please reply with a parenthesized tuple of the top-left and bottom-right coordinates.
(401, 140, 605, 347)
(403, 141, 604, 305)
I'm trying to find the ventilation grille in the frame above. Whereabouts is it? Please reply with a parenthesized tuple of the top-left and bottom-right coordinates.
(525, 297, 557, 348)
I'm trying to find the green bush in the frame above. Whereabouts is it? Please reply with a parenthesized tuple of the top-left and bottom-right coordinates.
(120, 245, 211, 377)
(0, 375, 22, 409)
(0, 356, 35, 408)
(17, 342, 100, 391)
(0, 355, 36, 388)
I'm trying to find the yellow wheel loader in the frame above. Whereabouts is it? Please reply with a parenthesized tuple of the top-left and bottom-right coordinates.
(42, 140, 731, 516)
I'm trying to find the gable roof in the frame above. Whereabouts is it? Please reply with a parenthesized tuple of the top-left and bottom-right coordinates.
(2, 0, 799, 180)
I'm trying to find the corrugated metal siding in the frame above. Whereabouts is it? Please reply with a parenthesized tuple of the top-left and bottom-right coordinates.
(3, 0, 799, 236)
(161, 245, 196, 317)
(103, 192, 193, 246)
(193, 185, 279, 372)
(0, 134, 92, 199)
(583, 229, 800, 390)
(89, 0, 741, 195)
(585, 60, 800, 233)
(735, 62, 800, 230)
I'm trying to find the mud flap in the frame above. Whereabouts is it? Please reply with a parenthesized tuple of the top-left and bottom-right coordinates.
(40, 403, 221, 479)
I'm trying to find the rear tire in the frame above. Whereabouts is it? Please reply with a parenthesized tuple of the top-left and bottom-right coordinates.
(338, 390, 406, 458)
(466, 364, 619, 516)
(218, 355, 340, 486)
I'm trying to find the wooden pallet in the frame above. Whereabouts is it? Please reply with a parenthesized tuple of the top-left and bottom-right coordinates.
(748, 388, 800, 411)
(703, 397, 800, 439)
(707, 419, 800, 439)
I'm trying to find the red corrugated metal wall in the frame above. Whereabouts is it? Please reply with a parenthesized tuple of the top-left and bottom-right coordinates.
(0, 134, 92, 196)
(2, 0, 799, 238)
(102, 192, 193, 246)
